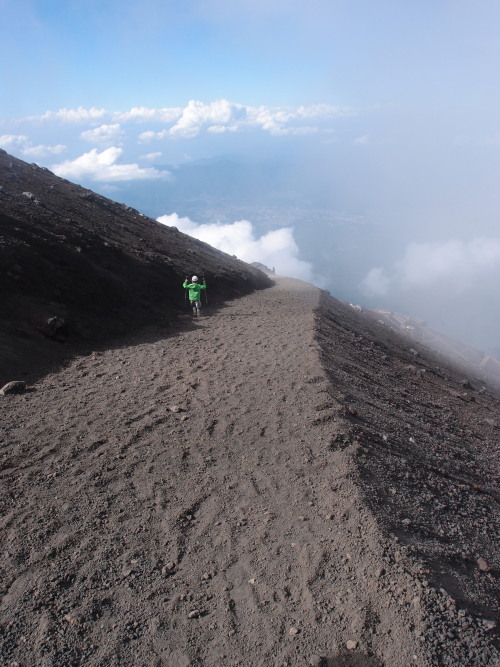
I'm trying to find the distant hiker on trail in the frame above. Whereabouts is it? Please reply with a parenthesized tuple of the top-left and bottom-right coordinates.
(183, 275, 207, 318)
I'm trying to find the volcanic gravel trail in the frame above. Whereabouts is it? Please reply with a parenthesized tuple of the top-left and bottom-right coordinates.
(0, 278, 497, 666)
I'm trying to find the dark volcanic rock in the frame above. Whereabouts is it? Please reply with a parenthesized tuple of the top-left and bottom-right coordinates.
(316, 290, 500, 638)
(0, 151, 271, 383)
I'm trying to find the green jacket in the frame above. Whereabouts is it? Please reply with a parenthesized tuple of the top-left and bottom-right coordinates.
(183, 280, 206, 301)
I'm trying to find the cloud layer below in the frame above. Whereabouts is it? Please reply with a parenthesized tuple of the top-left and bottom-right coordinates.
(361, 238, 500, 352)
(1, 99, 355, 175)
(20, 99, 353, 137)
(362, 238, 500, 296)
(157, 212, 315, 282)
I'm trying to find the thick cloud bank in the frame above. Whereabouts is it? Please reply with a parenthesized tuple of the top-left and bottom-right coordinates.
(361, 238, 500, 354)
(362, 238, 500, 295)
(157, 213, 314, 282)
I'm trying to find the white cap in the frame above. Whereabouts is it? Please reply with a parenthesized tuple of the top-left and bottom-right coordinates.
(192, 275, 198, 282)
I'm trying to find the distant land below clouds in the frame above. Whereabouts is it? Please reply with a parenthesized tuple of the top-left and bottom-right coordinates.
(1, 102, 498, 357)
(48, 153, 500, 359)
(50, 152, 495, 359)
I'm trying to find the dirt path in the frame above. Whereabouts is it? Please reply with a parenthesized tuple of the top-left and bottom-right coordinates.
(0, 278, 494, 666)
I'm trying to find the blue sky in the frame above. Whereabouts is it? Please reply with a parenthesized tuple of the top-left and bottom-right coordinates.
(1, 0, 500, 352)
(3, 0, 499, 114)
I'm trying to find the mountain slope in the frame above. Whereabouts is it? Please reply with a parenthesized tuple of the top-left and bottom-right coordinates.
(0, 150, 270, 384)
(316, 291, 499, 624)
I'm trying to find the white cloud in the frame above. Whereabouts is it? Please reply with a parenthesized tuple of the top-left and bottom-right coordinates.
(81, 123, 124, 145)
(247, 103, 354, 135)
(168, 99, 247, 138)
(362, 238, 500, 296)
(396, 238, 500, 290)
(39, 106, 108, 123)
(112, 106, 183, 123)
(18, 101, 357, 144)
(21, 143, 66, 158)
(164, 100, 353, 138)
(51, 147, 169, 182)
(207, 124, 239, 134)
(0, 134, 65, 158)
(362, 267, 390, 295)
(0, 134, 29, 148)
(141, 151, 163, 160)
(157, 212, 314, 281)
(138, 129, 169, 143)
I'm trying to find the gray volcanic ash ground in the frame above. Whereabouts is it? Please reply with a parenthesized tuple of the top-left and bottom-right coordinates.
(0, 151, 498, 666)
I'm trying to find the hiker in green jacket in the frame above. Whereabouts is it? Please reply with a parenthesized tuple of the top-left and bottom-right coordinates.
(183, 275, 207, 317)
